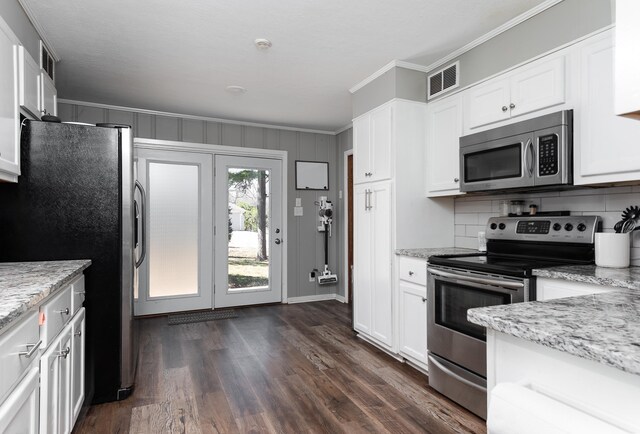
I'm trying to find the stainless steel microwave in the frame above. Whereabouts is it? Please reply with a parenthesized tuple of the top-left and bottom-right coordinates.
(459, 110, 572, 193)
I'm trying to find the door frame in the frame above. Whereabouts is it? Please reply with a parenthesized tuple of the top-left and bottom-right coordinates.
(134, 138, 289, 304)
(343, 149, 353, 304)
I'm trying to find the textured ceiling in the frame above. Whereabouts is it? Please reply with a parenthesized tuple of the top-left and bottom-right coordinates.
(23, 0, 547, 131)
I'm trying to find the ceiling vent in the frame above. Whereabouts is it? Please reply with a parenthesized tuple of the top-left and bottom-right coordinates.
(427, 61, 459, 100)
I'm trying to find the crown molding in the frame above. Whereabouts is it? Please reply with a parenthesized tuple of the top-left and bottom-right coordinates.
(349, 60, 430, 94)
(58, 99, 339, 135)
(18, 0, 60, 61)
(348, 0, 564, 95)
(334, 123, 353, 135)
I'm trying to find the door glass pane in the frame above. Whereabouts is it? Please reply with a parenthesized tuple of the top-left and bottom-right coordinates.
(148, 163, 199, 297)
(227, 168, 270, 292)
(464, 144, 522, 182)
(434, 281, 510, 341)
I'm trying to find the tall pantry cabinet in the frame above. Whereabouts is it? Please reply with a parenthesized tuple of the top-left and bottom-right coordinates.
(352, 99, 454, 353)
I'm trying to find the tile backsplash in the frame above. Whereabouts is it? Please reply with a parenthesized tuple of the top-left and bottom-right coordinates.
(454, 185, 640, 266)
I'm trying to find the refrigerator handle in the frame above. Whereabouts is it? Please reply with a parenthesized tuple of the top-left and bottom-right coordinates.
(135, 180, 147, 268)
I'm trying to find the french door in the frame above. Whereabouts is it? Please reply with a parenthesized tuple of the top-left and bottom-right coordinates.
(214, 156, 283, 308)
(134, 149, 213, 316)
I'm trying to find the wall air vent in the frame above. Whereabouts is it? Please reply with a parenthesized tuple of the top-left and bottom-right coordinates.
(428, 61, 459, 100)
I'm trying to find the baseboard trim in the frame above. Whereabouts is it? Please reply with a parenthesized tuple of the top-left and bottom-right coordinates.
(287, 293, 341, 304)
(335, 294, 347, 303)
(404, 357, 429, 376)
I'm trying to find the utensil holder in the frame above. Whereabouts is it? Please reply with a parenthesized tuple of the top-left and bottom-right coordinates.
(595, 233, 630, 268)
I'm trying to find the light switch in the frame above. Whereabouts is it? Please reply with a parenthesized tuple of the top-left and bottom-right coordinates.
(294, 206, 303, 216)
(295, 198, 302, 207)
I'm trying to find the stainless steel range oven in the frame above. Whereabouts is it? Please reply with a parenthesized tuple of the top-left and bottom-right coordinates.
(427, 215, 600, 419)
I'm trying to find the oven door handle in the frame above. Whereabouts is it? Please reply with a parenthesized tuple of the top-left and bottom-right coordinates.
(428, 268, 524, 290)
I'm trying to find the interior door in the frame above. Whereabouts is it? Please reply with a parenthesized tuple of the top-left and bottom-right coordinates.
(135, 149, 213, 316)
(214, 155, 283, 308)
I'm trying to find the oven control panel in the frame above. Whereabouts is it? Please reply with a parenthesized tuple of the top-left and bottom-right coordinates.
(486, 216, 601, 243)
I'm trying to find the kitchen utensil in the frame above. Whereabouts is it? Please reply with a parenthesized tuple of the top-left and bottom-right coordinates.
(621, 205, 640, 222)
(622, 219, 636, 233)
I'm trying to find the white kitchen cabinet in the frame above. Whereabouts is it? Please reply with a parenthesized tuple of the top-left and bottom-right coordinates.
(536, 277, 618, 301)
(40, 326, 72, 434)
(353, 104, 392, 184)
(426, 93, 464, 196)
(41, 71, 57, 117)
(465, 56, 565, 132)
(354, 181, 393, 348)
(70, 309, 85, 426)
(0, 19, 20, 183)
(614, 0, 640, 119)
(397, 256, 428, 370)
(19, 46, 40, 119)
(574, 29, 640, 185)
(0, 366, 40, 434)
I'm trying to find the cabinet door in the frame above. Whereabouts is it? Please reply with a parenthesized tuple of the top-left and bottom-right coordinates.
(353, 115, 371, 184)
(370, 104, 392, 182)
(536, 278, 618, 301)
(426, 94, 464, 196)
(370, 181, 393, 347)
(41, 72, 57, 116)
(509, 56, 565, 119)
(0, 367, 39, 434)
(58, 328, 72, 434)
(575, 32, 640, 184)
(40, 341, 61, 434)
(353, 184, 372, 334)
(70, 309, 85, 426)
(399, 281, 427, 364)
(19, 46, 40, 119)
(465, 77, 510, 130)
(0, 26, 19, 180)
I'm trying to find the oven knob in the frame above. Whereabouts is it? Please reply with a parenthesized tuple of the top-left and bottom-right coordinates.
(490, 223, 497, 230)
(553, 223, 562, 231)
(564, 223, 574, 231)
(577, 223, 587, 232)
(498, 223, 506, 230)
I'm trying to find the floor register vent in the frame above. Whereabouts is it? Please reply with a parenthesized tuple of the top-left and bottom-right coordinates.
(428, 61, 459, 99)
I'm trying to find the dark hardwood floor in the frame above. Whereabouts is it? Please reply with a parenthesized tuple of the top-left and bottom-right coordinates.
(74, 301, 486, 434)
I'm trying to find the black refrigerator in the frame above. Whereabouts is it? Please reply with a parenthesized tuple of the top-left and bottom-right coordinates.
(0, 120, 143, 404)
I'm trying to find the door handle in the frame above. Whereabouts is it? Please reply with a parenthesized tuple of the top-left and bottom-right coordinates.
(135, 180, 147, 268)
(429, 267, 524, 290)
(524, 138, 534, 177)
(275, 238, 281, 245)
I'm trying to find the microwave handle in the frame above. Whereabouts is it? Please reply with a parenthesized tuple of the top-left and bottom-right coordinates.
(429, 268, 524, 290)
(524, 138, 534, 177)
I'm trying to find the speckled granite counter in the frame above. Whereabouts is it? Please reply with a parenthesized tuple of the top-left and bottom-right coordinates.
(468, 263, 640, 375)
(0, 260, 91, 333)
(534, 264, 640, 290)
(395, 247, 478, 260)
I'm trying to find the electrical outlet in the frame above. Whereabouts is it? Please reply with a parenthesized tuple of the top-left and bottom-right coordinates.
(309, 271, 316, 282)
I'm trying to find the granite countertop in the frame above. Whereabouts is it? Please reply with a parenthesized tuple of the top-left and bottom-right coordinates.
(0, 260, 91, 333)
(395, 247, 479, 260)
(534, 264, 640, 290)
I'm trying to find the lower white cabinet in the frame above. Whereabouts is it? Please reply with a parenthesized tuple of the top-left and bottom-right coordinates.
(398, 256, 428, 370)
(0, 366, 40, 434)
(70, 308, 85, 426)
(536, 277, 618, 301)
(40, 326, 72, 434)
(353, 181, 393, 349)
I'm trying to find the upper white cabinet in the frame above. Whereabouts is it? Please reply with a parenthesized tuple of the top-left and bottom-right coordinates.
(353, 104, 392, 184)
(0, 20, 20, 182)
(41, 72, 57, 117)
(465, 56, 566, 133)
(19, 46, 40, 119)
(574, 30, 640, 185)
(426, 93, 464, 196)
(614, 0, 640, 119)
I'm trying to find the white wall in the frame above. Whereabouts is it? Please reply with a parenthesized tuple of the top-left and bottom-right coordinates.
(454, 187, 640, 266)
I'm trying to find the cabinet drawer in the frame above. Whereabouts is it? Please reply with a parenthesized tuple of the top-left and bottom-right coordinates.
(398, 257, 427, 285)
(71, 276, 85, 315)
(40, 284, 72, 349)
(0, 311, 39, 403)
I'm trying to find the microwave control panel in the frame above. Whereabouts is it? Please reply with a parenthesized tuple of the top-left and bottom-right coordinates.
(538, 134, 558, 176)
